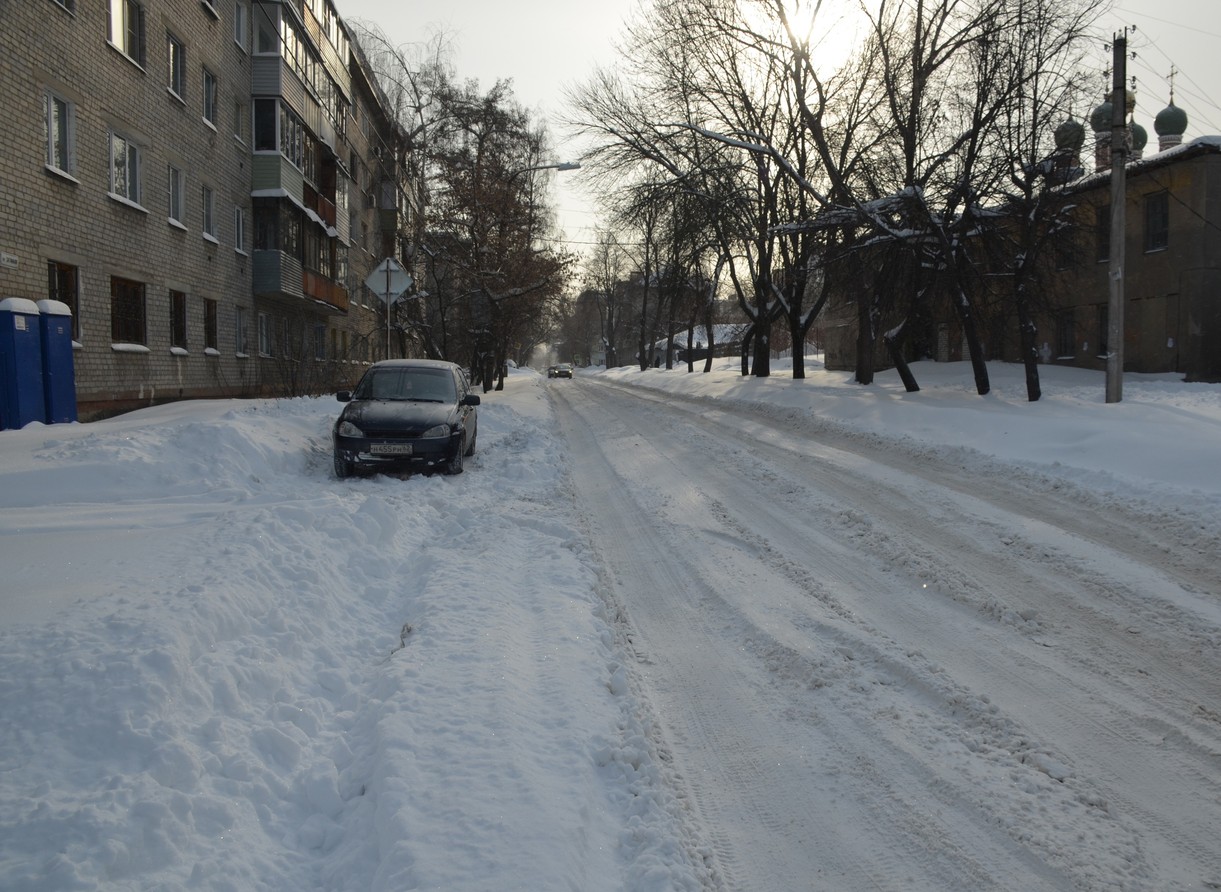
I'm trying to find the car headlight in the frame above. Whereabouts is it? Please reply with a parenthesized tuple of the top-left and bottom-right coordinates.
(337, 420, 364, 438)
(421, 423, 452, 439)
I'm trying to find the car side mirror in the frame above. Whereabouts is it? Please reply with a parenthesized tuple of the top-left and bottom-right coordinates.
(462, 394, 481, 407)
(337, 391, 352, 402)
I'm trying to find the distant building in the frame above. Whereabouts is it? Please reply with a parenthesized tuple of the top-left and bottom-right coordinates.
(821, 91, 1221, 383)
(1044, 94, 1220, 381)
(1, 0, 406, 420)
(649, 324, 748, 367)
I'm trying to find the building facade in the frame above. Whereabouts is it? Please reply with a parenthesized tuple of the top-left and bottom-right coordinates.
(1044, 137, 1221, 382)
(1, 0, 405, 421)
(820, 119, 1221, 383)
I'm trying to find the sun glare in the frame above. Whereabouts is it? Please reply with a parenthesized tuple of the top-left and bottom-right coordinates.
(739, 0, 868, 76)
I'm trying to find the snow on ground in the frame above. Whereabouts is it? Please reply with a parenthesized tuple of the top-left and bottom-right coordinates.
(1, 357, 1218, 890)
(600, 358, 1221, 509)
(0, 376, 707, 891)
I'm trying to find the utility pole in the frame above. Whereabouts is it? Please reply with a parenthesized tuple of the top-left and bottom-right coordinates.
(1106, 32, 1128, 403)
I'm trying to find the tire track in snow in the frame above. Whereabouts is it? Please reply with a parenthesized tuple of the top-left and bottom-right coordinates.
(553, 376, 1221, 890)
(552, 382, 1079, 890)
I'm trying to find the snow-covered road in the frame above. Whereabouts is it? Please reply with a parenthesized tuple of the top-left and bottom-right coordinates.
(2, 361, 1218, 891)
(554, 374, 1221, 891)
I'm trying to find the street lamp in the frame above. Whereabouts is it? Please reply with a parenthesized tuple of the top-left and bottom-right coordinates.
(508, 161, 581, 181)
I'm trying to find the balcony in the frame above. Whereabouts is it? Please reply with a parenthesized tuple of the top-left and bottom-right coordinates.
(253, 250, 348, 314)
(304, 269, 349, 313)
(304, 182, 337, 229)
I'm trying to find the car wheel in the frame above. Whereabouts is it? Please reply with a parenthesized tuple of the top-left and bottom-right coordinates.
(464, 430, 477, 457)
(333, 451, 353, 479)
(446, 440, 465, 475)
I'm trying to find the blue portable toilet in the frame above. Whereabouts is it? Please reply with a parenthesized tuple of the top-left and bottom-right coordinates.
(37, 299, 77, 424)
(0, 298, 46, 430)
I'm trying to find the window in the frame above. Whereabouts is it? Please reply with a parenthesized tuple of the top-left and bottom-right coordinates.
(202, 186, 216, 239)
(336, 243, 348, 287)
(110, 276, 146, 344)
(253, 199, 302, 257)
(108, 0, 146, 65)
(256, 16, 276, 54)
(336, 174, 348, 217)
(279, 104, 305, 169)
(109, 131, 142, 205)
(234, 100, 247, 143)
(170, 290, 188, 349)
(253, 98, 276, 151)
(168, 164, 185, 225)
(304, 226, 334, 279)
(303, 134, 318, 186)
(234, 206, 247, 253)
(202, 68, 218, 126)
(167, 32, 186, 98)
(234, 2, 249, 50)
(282, 207, 302, 258)
(1056, 309, 1075, 359)
(258, 312, 273, 356)
(235, 305, 248, 354)
(201, 0, 219, 19)
(314, 323, 326, 361)
(1053, 231, 1077, 271)
(1094, 204, 1109, 262)
(1145, 191, 1169, 252)
(48, 260, 80, 339)
(203, 298, 218, 351)
(51, 0, 77, 11)
(44, 91, 75, 175)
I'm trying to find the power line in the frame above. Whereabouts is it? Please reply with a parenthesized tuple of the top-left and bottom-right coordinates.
(1105, 6, 1221, 134)
(1113, 6, 1221, 42)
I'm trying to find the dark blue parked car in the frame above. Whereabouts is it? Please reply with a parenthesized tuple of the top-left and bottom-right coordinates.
(332, 359, 479, 478)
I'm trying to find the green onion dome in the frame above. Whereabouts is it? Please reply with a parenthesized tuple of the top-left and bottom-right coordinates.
(1154, 102, 1188, 138)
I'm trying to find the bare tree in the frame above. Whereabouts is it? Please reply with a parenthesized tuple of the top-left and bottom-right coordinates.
(984, 0, 1098, 401)
(346, 26, 573, 383)
(568, 0, 1103, 395)
(582, 229, 630, 367)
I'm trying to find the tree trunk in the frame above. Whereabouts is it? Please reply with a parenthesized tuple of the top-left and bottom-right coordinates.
(1015, 286, 1042, 402)
(884, 322, 920, 392)
(951, 286, 990, 395)
(854, 293, 875, 385)
(753, 285, 772, 378)
(637, 286, 651, 371)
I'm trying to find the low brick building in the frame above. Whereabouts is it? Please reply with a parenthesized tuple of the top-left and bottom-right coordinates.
(822, 132, 1221, 383)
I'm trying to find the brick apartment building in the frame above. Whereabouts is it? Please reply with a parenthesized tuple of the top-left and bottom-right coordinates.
(1, 0, 407, 420)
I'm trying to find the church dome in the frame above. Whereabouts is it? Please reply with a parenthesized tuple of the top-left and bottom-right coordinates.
(1155, 102, 1188, 137)
(1089, 99, 1113, 133)
(1130, 120, 1148, 151)
(1091, 88, 1137, 132)
(1055, 116, 1086, 152)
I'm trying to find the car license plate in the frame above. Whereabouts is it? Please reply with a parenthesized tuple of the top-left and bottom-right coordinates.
(371, 443, 412, 455)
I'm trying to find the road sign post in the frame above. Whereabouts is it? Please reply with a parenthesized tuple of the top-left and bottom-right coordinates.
(365, 258, 413, 360)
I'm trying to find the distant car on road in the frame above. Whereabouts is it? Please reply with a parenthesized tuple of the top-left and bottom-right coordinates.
(550, 363, 574, 379)
(332, 359, 479, 478)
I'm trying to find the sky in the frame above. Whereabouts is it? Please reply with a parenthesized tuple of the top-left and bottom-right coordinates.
(336, 0, 640, 253)
(1107, 0, 1221, 135)
(1, 358, 1219, 888)
(335, 0, 1221, 256)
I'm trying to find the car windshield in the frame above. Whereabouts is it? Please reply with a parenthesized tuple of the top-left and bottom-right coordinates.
(356, 368, 456, 403)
